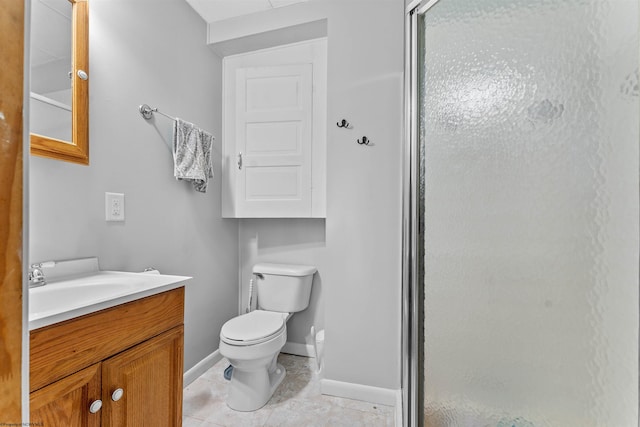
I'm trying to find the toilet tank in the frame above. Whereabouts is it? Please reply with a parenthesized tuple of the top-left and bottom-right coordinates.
(253, 263, 317, 313)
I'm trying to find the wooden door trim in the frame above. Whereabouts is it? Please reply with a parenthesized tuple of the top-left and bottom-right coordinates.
(0, 0, 25, 423)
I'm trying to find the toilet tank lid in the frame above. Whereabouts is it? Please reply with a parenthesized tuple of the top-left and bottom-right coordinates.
(253, 263, 317, 277)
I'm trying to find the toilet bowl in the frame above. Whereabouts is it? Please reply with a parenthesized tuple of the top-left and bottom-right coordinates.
(218, 263, 316, 411)
(219, 310, 289, 411)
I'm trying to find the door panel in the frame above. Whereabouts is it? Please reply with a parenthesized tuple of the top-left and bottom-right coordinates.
(236, 64, 313, 217)
(102, 326, 183, 427)
(30, 363, 101, 427)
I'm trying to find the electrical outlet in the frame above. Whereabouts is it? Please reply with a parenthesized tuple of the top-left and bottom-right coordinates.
(105, 192, 125, 221)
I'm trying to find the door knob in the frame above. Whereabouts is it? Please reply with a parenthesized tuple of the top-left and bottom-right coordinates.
(89, 399, 102, 413)
(111, 388, 124, 401)
(237, 152, 243, 170)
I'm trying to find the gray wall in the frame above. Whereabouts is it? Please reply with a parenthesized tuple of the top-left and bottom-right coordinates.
(29, 0, 239, 371)
(230, 0, 405, 391)
(29, 0, 404, 391)
(323, 0, 403, 392)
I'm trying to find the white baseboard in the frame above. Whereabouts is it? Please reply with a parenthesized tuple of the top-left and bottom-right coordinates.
(394, 389, 403, 427)
(281, 341, 316, 358)
(320, 378, 398, 407)
(183, 350, 223, 387)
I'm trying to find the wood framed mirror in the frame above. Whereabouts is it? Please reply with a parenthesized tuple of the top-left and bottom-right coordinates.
(30, 0, 89, 165)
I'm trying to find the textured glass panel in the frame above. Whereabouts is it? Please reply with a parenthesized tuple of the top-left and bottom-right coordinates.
(419, 1, 639, 426)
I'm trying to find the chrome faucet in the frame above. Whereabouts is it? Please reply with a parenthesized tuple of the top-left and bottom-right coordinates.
(28, 261, 55, 288)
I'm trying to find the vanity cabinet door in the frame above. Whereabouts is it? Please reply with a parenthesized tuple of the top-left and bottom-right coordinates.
(30, 363, 102, 427)
(101, 326, 184, 427)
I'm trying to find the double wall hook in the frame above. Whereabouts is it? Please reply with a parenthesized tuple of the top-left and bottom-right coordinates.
(357, 136, 371, 145)
(336, 119, 350, 128)
(336, 117, 370, 145)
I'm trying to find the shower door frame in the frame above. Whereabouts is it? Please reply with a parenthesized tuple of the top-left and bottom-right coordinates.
(403, 2, 640, 426)
(402, 1, 442, 426)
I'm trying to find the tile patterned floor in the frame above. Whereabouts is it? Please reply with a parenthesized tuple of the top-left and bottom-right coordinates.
(183, 353, 395, 427)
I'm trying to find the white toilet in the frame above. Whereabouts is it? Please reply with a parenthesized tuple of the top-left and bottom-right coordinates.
(219, 263, 316, 411)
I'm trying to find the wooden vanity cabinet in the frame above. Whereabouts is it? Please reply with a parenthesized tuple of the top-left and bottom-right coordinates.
(30, 287, 185, 427)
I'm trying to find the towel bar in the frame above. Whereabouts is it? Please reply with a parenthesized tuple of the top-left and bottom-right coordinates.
(138, 103, 215, 140)
(139, 104, 176, 121)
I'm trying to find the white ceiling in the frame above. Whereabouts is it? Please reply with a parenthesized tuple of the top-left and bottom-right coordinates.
(185, 0, 309, 23)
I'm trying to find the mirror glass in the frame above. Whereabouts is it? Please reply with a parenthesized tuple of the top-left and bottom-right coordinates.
(30, 0, 72, 142)
(30, 0, 89, 165)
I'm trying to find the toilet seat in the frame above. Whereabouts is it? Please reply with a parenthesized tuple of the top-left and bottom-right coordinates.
(220, 310, 287, 346)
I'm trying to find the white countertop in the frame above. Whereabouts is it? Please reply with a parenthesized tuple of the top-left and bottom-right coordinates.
(29, 270, 191, 330)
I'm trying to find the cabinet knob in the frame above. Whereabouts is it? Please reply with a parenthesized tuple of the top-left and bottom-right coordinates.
(111, 388, 124, 402)
(89, 399, 102, 413)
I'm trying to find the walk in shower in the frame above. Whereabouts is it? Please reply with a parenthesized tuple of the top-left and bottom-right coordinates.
(404, 0, 639, 425)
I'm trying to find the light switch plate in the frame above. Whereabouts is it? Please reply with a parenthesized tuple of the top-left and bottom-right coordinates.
(105, 192, 125, 221)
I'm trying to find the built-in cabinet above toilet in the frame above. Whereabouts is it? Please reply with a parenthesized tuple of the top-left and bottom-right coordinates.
(221, 39, 327, 218)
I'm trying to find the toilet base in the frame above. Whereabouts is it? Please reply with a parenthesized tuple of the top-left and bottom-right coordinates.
(226, 358, 287, 412)
(268, 362, 286, 398)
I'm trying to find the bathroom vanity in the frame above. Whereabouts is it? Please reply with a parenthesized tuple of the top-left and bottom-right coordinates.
(30, 288, 184, 426)
(28, 260, 189, 427)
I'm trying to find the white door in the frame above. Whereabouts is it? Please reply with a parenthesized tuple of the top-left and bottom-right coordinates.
(234, 64, 313, 217)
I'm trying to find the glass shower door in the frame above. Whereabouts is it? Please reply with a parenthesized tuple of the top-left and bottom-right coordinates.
(408, 0, 639, 425)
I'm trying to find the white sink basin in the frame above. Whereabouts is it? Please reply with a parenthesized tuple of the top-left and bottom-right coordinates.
(29, 271, 191, 330)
